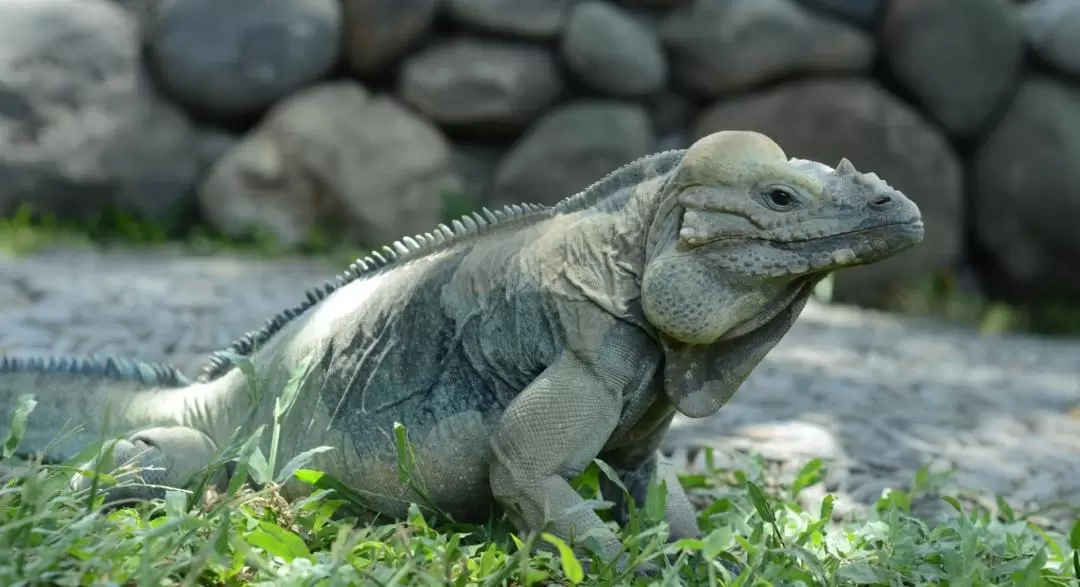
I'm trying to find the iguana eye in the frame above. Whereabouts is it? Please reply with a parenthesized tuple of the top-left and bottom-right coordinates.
(765, 188, 797, 210)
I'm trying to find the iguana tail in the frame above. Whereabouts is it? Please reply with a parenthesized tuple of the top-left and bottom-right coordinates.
(0, 355, 192, 462)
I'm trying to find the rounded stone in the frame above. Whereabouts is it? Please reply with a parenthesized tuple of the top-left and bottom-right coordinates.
(794, 0, 887, 27)
(1020, 0, 1080, 79)
(695, 78, 963, 307)
(198, 82, 461, 248)
(149, 0, 342, 118)
(342, 0, 440, 75)
(560, 2, 668, 97)
(881, 0, 1024, 138)
(447, 0, 573, 39)
(0, 0, 198, 223)
(491, 101, 656, 207)
(660, 0, 874, 96)
(398, 39, 563, 131)
(972, 75, 1080, 298)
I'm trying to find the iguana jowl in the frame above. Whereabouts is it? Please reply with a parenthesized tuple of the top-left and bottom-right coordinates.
(0, 131, 923, 570)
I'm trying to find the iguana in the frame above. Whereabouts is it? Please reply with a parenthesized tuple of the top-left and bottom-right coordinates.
(0, 131, 923, 574)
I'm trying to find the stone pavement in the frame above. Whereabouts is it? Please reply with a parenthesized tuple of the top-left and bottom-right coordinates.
(3, 246, 1078, 529)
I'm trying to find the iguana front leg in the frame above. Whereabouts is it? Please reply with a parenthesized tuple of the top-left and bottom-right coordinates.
(488, 325, 661, 571)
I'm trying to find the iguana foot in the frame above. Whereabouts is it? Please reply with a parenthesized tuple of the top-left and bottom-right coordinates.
(69, 426, 221, 505)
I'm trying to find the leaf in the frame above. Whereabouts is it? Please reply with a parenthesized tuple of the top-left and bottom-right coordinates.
(644, 477, 667, 523)
(163, 489, 187, 517)
(247, 447, 270, 486)
(701, 527, 732, 560)
(246, 522, 311, 562)
(744, 480, 776, 525)
(541, 533, 584, 583)
(274, 445, 335, 485)
(941, 495, 964, 514)
(274, 353, 313, 421)
(1070, 518, 1080, 550)
(996, 494, 1016, 523)
(290, 468, 370, 514)
(1012, 547, 1047, 587)
(592, 459, 629, 495)
(478, 544, 498, 576)
(836, 562, 883, 584)
(2, 394, 37, 459)
(791, 458, 825, 496)
(393, 422, 415, 484)
(819, 493, 835, 521)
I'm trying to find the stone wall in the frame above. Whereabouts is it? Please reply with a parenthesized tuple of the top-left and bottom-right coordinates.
(0, 0, 1077, 307)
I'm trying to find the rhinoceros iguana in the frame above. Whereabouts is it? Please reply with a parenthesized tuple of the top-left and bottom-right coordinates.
(0, 130, 923, 574)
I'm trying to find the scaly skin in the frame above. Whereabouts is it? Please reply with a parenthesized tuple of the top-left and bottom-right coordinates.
(0, 131, 923, 573)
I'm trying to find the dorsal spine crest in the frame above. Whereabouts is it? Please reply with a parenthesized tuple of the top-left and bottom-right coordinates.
(0, 355, 190, 387)
(196, 203, 548, 382)
(197, 150, 688, 383)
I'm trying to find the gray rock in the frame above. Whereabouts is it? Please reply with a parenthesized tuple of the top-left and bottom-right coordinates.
(972, 76, 1080, 298)
(882, 0, 1024, 138)
(148, 0, 342, 119)
(560, 2, 667, 97)
(111, 0, 169, 40)
(192, 126, 240, 179)
(695, 78, 963, 307)
(342, 0, 440, 75)
(795, 0, 886, 27)
(450, 142, 505, 205)
(661, 0, 874, 96)
(447, 0, 573, 39)
(618, 0, 691, 8)
(1020, 0, 1080, 79)
(491, 101, 655, 206)
(648, 90, 697, 137)
(398, 39, 563, 131)
(198, 81, 461, 248)
(0, 0, 197, 222)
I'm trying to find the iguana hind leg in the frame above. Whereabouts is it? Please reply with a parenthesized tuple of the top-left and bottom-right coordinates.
(70, 425, 224, 504)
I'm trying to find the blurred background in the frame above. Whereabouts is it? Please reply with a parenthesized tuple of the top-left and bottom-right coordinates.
(0, 0, 1077, 336)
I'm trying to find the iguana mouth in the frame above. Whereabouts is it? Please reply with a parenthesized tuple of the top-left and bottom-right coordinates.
(719, 276, 819, 341)
(769, 219, 925, 249)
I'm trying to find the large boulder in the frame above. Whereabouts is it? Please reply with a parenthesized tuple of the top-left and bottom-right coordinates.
(660, 0, 873, 96)
(695, 78, 964, 307)
(491, 102, 655, 206)
(198, 82, 461, 248)
(560, 2, 668, 97)
(0, 0, 197, 223)
(398, 39, 563, 132)
(148, 0, 342, 119)
(972, 76, 1080, 298)
(881, 0, 1024, 138)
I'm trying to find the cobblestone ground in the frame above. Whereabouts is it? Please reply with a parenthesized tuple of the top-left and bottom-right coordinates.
(3, 246, 1079, 530)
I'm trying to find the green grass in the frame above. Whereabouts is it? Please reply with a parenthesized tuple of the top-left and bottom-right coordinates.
(2, 354, 1078, 586)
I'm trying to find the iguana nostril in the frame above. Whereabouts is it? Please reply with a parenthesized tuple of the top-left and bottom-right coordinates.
(871, 195, 892, 207)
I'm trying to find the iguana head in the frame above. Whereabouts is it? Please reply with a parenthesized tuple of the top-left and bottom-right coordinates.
(640, 130, 924, 416)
